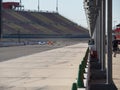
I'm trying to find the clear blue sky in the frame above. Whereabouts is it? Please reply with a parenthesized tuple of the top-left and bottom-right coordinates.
(113, 0, 120, 27)
(3, 0, 120, 28)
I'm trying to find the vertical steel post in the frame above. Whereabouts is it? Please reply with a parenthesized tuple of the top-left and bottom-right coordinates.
(107, 0, 112, 84)
(96, 16, 99, 56)
(100, 2, 102, 65)
(97, 14, 100, 60)
(98, 11, 101, 62)
(0, 0, 2, 40)
(101, 0, 106, 71)
(101, 0, 103, 70)
(102, 0, 106, 70)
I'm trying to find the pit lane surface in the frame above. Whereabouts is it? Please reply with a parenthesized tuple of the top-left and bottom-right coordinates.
(0, 38, 88, 90)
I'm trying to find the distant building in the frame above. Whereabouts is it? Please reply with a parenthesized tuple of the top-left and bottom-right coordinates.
(2, 2, 24, 10)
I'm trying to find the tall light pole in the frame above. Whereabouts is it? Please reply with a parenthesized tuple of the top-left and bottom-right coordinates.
(20, 0, 22, 10)
(56, 0, 58, 13)
(20, 0, 21, 4)
(38, 0, 40, 12)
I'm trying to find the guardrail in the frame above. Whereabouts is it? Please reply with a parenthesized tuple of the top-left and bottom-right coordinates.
(72, 48, 89, 90)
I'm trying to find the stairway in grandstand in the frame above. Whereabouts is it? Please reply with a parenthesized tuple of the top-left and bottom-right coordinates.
(2, 9, 89, 38)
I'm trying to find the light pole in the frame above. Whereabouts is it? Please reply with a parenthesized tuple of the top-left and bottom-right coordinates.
(20, 0, 22, 10)
(20, 0, 21, 4)
(56, 0, 58, 13)
(38, 0, 40, 12)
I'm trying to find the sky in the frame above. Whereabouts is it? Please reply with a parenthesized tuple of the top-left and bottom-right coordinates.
(113, 0, 120, 27)
(3, 0, 120, 28)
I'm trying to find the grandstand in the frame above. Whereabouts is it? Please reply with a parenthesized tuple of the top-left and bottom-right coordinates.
(2, 9, 89, 38)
